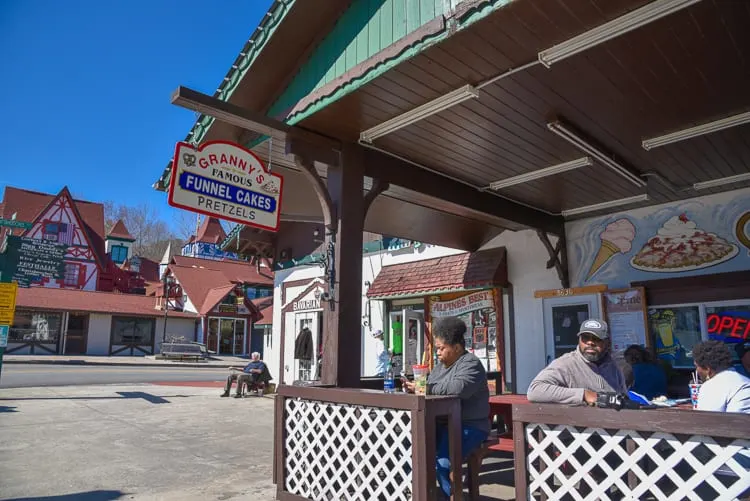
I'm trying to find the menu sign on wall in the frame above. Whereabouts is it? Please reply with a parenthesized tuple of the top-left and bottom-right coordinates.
(2, 236, 66, 287)
(603, 287, 649, 357)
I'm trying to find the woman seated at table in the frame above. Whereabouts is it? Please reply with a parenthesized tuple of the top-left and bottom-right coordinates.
(693, 340, 750, 414)
(622, 344, 667, 400)
(403, 316, 489, 500)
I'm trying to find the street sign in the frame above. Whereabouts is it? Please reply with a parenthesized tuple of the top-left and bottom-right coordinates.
(0, 281, 18, 326)
(0, 326, 8, 348)
(0, 218, 32, 230)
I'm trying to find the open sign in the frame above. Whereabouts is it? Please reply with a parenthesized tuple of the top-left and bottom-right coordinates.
(706, 313, 750, 340)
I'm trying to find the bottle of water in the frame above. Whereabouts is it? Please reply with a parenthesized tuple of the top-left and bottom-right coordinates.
(384, 360, 395, 393)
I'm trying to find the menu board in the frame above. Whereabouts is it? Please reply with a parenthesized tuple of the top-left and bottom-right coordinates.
(603, 287, 650, 357)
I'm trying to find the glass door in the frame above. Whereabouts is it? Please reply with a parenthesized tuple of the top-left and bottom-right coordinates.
(295, 312, 317, 381)
(543, 295, 601, 364)
(207, 318, 219, 353)
(233, 319, 246, 355)
(219, 319, 234, 355)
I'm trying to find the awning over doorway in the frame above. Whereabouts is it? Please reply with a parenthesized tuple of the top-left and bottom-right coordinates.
(366, 247, 507, 299)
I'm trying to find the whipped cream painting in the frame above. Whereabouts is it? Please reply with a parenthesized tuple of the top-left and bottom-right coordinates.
(566, 188, 750, 288)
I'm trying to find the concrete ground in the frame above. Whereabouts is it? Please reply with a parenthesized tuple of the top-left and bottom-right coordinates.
(0, 382, 516, 501)
(0, 384, 276, 501)
(0, 364, 230, 388)
(2, 354, 249, 368)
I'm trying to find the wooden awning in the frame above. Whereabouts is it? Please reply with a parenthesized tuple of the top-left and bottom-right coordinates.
(366, 247, 507, 299)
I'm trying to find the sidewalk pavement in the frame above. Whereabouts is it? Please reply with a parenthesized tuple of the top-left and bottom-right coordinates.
(2, 353, 249, 368)
(0, 383, 277, 501)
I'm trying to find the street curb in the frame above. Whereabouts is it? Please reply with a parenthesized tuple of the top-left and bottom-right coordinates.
(2, 359, 236, 369)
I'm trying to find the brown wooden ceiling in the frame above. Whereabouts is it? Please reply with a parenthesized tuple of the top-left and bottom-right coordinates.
(297, 0, 750, 219)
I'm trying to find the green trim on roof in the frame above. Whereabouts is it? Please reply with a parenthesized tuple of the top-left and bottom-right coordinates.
(271, 237, 423, 271)
(272, 0, 513, 126)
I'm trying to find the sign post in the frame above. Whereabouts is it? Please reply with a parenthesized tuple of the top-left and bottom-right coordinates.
(0, 281, 18, 384)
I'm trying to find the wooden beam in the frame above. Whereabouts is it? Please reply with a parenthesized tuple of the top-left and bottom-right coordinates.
(536, 231, 570, 289)
(170, 86, 341, 164)
(360, 146, 564, 235)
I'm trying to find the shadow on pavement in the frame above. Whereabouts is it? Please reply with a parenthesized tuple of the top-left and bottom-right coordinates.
(0, 405, 19, 412)
(4, 490, 126, 501)
(0, 394, 191, 404)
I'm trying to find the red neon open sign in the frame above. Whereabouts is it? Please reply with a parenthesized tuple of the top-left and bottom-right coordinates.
(706, 314, 750, 340)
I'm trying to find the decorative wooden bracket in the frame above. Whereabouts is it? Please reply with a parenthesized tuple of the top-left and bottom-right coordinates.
(293, 154, 337, 236)
(537, 230, 570, 289)
(363, 178, 389, 216)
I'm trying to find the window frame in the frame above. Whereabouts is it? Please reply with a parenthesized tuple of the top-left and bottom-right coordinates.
(110, 244, 128, 264)
(648, 298, 750, 368)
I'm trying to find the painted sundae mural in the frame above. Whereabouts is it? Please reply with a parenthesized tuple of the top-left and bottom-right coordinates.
(567, 188, 750, 288)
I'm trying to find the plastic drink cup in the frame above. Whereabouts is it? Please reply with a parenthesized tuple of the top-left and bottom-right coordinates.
(412, 365, 429, 394)
(689, 383, 701, 409)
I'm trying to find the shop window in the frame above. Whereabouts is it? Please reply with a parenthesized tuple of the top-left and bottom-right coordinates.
(9, 311, 62, 344)
(111, 245, 128, 264)
(648, 306, 702, 368)
(63, 263, 81, 287)
(111, 317, 154, 346)
(648, 300, 750, 368)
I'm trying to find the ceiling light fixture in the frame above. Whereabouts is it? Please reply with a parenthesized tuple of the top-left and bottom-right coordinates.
(487, 157, 593, 190)
(642, 110, 750, 150)
(693, 172, 750, 191)
(561, 194, 650, 217)
(538, 0, 701, 67)
(547, 121, 646, 187)
(359, 85, 480, 143)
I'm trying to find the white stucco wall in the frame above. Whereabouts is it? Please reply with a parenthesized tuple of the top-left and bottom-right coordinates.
(479, 230, 563, 392)
(86, 313, 113, 355)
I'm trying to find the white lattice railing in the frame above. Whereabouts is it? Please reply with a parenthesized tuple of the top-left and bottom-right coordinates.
(513, 405, 750, 501)
(284, 397, 414, 500)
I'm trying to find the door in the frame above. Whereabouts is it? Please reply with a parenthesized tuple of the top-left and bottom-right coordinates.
(233, 319, 246, 355)
(543, 295, 601, 364)
(219, 319, 234, 355)
(401, 309, 425, 376)
(207, 318, 219, 353)
(65, 314, 89, 354)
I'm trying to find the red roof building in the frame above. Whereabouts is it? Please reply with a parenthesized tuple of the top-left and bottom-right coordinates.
(164, 255, 274, 356)
(7, 287, 198, 356)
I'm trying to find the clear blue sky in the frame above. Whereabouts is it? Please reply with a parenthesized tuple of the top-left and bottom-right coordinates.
(0, 0, 273, 229)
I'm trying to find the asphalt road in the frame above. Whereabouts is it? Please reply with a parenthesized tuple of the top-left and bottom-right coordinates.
(0, 364, 229, 388)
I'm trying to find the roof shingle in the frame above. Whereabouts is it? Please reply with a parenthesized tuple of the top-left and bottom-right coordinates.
(366, 247, 508, 298)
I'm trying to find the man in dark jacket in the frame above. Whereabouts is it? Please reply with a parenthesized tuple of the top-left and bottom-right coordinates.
(528, 319, 627, 406)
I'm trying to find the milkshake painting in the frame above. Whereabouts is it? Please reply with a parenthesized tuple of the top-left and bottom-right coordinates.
(566, 188, 750, 289)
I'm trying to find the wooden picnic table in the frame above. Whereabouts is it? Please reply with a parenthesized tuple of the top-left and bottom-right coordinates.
(487, 394, 529, 452)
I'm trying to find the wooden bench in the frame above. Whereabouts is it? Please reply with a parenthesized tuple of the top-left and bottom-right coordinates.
(160, 343, 206, 361)
(465, 433, 515, 500)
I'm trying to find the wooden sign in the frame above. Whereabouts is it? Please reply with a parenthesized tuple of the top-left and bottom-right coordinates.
(534, 284, 608, 299)
(603, 287, 650, 356)
(2, 236, 66, 287)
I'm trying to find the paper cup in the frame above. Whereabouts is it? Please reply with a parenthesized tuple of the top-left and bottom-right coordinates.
(689, 383, 701, 409)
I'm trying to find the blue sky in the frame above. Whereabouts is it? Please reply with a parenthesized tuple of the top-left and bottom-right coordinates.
(0, 0, 273, 229)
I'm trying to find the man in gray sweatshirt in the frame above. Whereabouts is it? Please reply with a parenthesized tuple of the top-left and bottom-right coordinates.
(528, 319, 627, 406)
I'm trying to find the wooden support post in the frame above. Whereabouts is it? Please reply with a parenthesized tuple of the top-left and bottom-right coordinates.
(320, 146, 366, 387)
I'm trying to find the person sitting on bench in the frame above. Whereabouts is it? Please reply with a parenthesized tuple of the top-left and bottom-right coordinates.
(221, 352, 268, 398)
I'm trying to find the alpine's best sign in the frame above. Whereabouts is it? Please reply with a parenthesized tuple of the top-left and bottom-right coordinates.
(168, 140, 283, 231)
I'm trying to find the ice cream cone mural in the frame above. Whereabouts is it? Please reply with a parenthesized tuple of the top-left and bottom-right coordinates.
(586, 218, 636, 281)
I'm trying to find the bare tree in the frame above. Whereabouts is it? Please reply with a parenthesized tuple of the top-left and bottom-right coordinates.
(104, 201, 181, 261)
(173, 210, 201, 241)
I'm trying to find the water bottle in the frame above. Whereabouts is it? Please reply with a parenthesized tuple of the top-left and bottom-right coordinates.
(384, 360, 395, 393)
